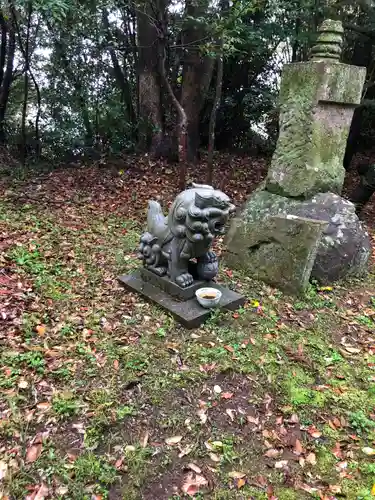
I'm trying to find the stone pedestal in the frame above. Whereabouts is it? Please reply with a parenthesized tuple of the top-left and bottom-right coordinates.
(223, 20, 371, 291)
(225, 192, 371, 286)
(266, 61, 366, 199)
(118, 270, 245, 329)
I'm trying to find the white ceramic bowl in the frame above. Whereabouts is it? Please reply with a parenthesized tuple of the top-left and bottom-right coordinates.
(195, 287, 222, 308)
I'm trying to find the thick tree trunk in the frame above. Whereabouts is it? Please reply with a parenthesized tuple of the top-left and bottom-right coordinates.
(207, 41, 224, 185)
(181, 0, 214, 163)
(11, 5, 42, 157)
(136, 0, 163, 152)
(0, 15, 15, 144)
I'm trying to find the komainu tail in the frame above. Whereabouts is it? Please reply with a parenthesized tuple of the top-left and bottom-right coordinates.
(147, 200, 168, 238)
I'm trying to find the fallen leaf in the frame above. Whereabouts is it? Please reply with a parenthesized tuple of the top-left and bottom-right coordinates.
(209, 452, 221, 462)
(221, 392, 233, 399)
(0, 460, 8, 481)
(25, 410, 35, 422)
(181, 472, 208, 496)
(36, 325, 46, 336)
(264, 448, 281, 458)
(36, 401, 50, 410)
(125, 445, 136, 452)
(26, 443, 43, 463)
(115, 457, 124, 469)
(328, 485, 342, 494)
(178, 444, 194, 458)
(236, 477, 246, 489)
(56, 486, 69, 495)
(113, 359, 119, 370)
(371, 483, 375, 495)
(328, 420, 336, 430)
(306, 425, 322, 438)
(336, 461, 348, 470)
(306, 452, 316, 465)
(141, 431, 149, 448)
(34, 484, 49, 500)
(275, 460, 288, 469)
(228, 471, 246, 479)
(247, 415, 259, 425)
(289, 413, 299, 424)
(187, 463, 201, 474)
(362, 447, 375, 456)
(232, 312, 239, 319)
(345, 347, 361, 354)
(226, 408, 235, 421)
(332, 442, 343, 459)
(333, 417, 342, 428)
(224, 345, 234, 353)
(197, 409, 207, 424)
(293, 439, 303, 456)
(199, 363, 216, 372)
(165, 435, 183, 445)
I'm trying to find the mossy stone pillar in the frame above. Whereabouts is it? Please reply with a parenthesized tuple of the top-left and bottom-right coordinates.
(266, 20, 366, 199)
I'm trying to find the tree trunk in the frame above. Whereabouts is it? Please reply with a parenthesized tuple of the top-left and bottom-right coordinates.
(181, 0, 214, 163)
(0, 14, 15, 144)
(136, 0, 163, 152)
(207, 40, 223, 185)
(0, 14, 7, 87)
(159, 40, 187, 190)
(11, 4, 42, 157)
(20, 1, 32, 164)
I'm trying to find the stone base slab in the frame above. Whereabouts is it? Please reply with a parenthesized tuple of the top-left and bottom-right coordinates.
(140, 266, 207, 301)
(118, 270, 245, 329)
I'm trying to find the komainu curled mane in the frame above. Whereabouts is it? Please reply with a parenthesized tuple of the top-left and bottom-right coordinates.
(138, 183, 235, 288)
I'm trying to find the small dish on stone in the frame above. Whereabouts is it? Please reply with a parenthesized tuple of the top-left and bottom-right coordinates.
(195, 287, 222, 308)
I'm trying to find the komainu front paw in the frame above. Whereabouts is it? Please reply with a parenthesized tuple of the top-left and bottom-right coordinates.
(149, 266, 168, 276)
(203, 251, 218, 263)
(176, 273, 194, 288)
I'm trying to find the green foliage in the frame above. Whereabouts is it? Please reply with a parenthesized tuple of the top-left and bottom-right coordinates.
(52, 393, 80, 417)
(349, 411, 375, 434)
(4, 0, 375, 159)
(73, 453, 117, 485)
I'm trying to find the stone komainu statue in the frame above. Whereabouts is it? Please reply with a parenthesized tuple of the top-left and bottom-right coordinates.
(138, 184, 235, 288)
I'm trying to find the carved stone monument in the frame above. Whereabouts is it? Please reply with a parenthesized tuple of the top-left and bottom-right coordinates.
(266, 20, 366, 199)
(119, 184, 245, 328)
(225, 215, 328, 295)
(224, 20, 371, 292)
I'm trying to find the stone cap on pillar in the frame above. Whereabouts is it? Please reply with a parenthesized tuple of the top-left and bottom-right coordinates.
(310, 19, 344, 62)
